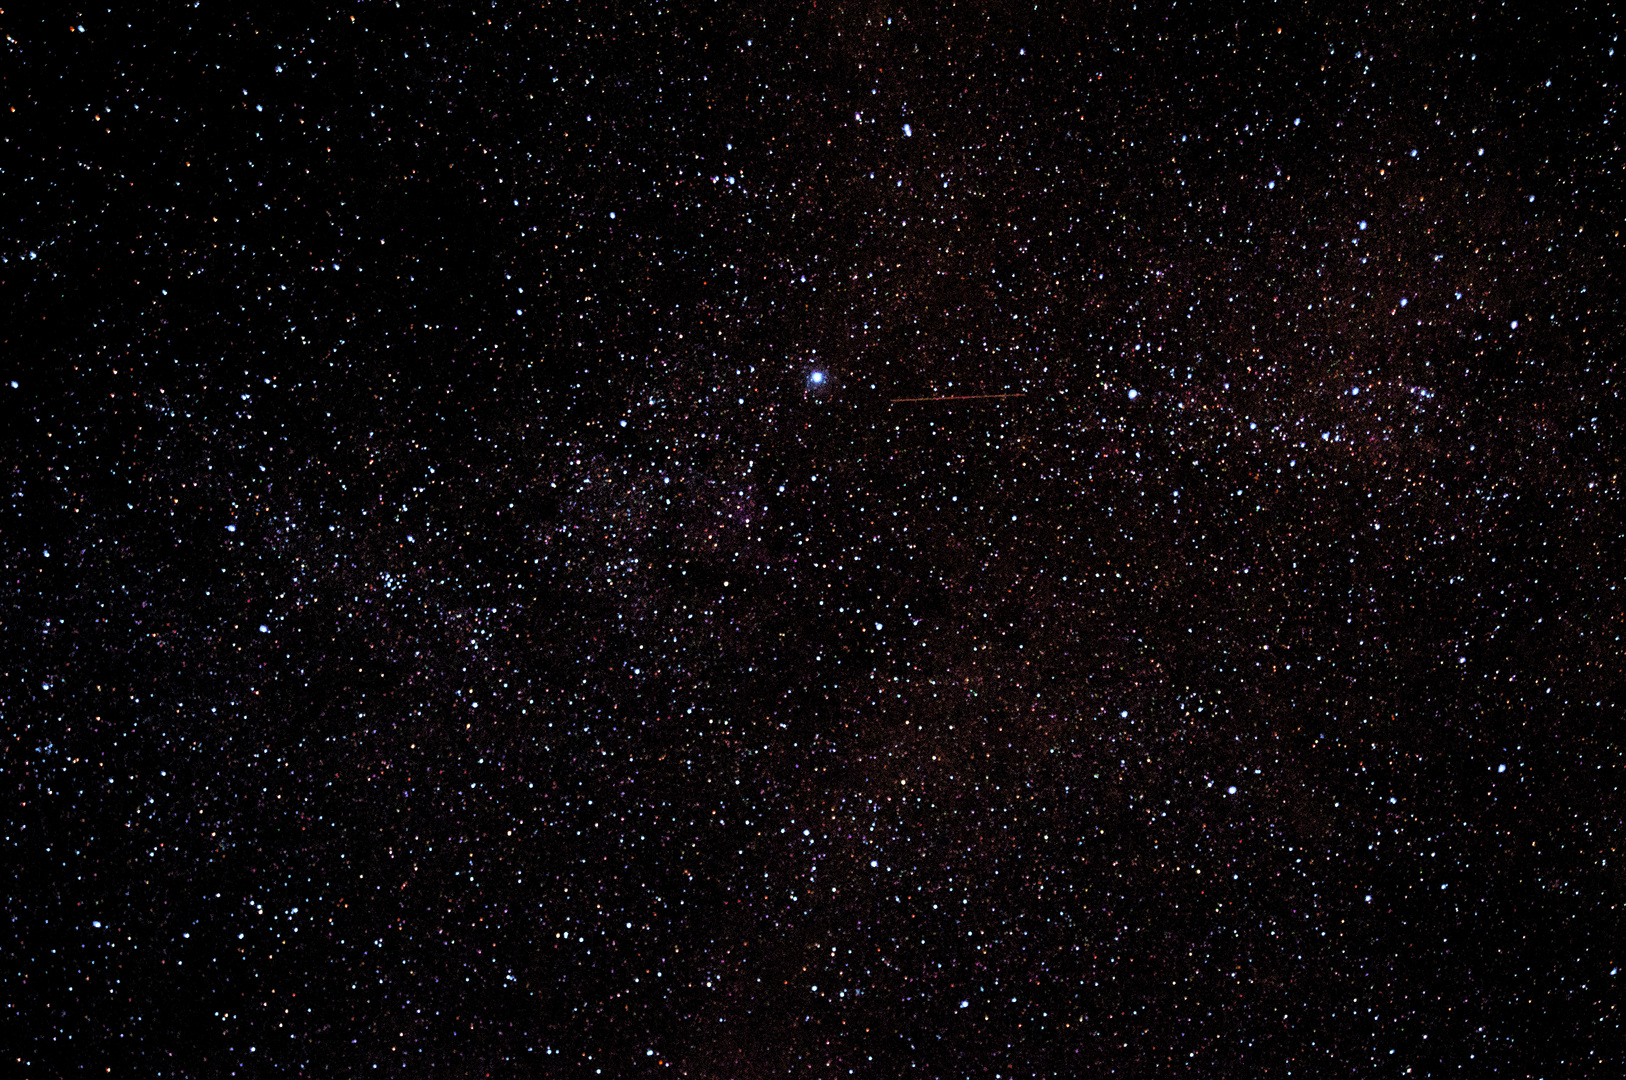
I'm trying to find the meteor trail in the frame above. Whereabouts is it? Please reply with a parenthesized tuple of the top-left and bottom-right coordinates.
(889, 393, 1026, 403)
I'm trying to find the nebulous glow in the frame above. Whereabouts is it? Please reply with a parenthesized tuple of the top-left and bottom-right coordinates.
(19, 8, 1611, 1078)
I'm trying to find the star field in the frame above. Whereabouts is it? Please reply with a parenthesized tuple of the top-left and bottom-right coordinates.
(5, 3, 1623, 1076)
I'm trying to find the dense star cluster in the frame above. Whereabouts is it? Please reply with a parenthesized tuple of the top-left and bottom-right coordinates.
(5, 3, 1623, 1076)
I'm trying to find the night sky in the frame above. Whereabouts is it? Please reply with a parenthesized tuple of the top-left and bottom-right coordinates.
(6, 3, 1623, 1076)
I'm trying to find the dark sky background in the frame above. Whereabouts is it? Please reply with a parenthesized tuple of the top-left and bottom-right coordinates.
(5, 2, 1623, 1076)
